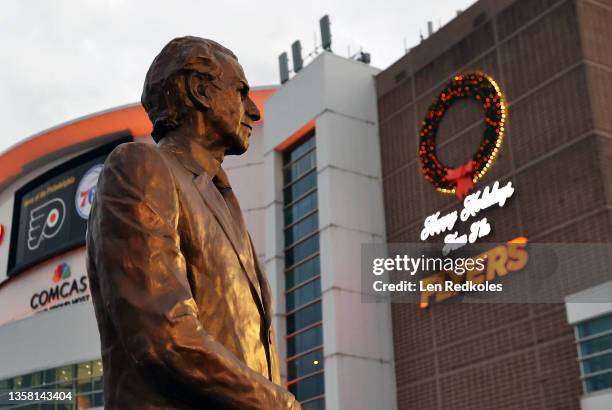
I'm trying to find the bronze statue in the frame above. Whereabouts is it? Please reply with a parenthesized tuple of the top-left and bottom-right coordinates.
(86, 36, 301, 409)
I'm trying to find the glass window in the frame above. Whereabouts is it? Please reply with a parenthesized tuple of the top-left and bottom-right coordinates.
(578, 313, 612, 338)
(283, 133, 324, 407)
(93, 360, 103, 378)
(289, 372, 325, 402)
(288, 349, 324, 379)
(576, 313, 612, 393)
(287, 278, 321, 312)
(286, 256, 320, 289)
(30, 372, 43, 388)
(285, 235, 319, 267)
(77, 379, 92, 395)
(13, 376, 23, 389)
(284, 134, 315, 165)
(284, 150, 316, 182)
(582, 352, 612, 375)
(93, 376, 103, 392)
(585, 372, 612, 393)
(284, 170, 317, 204)
(20, 373, 33, 389)
(44, 369, 57, 385)
(284, 191, 318, 226)
(287, 302, 322, 334)
(93, 392, 104, 407)
(57, 366, 72, 387)
(0, 359, 106, 409)
(285, 212, 318, 248)
(77, 362, 93, 381)
(302, 397, 325, 410)
(287, 325, 323, 357)
(580, 333, 612, 356)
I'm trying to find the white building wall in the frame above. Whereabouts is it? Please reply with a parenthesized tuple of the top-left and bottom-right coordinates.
(0, 297, 100, 380)
(566, 282, 612, 325)
(223, 122, 267, 260)
(263, 148, 288, 371)
(264, 52, 397, 410)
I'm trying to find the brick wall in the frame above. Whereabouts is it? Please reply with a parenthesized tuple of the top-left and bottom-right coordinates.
(376, 0, 612, 408)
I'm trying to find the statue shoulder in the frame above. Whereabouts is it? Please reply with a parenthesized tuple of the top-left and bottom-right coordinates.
(100, 142, 176, 194)
(106, 141, 164, 166)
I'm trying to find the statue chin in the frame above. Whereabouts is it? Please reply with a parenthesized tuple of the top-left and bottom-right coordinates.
(225, 137, 249, 156)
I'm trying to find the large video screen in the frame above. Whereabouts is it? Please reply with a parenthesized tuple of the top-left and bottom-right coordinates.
(7, 136, 132, 277)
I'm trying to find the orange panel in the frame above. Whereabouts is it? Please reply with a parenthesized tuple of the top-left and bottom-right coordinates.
(249, 88, 276, 124)
(0, 105, 151, 187)
(274, 120, 316, 152)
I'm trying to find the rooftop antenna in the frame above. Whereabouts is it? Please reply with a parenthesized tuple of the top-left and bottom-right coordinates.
(349, 47, 371, 64)
(357, 51, 371, 64)
(320, 15, 332, 51)
(278, 52, 289, 84)
(427, 21, 434, 36)
(419, 29, 424, 42)
(292, 40, 303, 73)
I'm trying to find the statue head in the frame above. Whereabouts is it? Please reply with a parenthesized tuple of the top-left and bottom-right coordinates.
(141, 36, 260, 155)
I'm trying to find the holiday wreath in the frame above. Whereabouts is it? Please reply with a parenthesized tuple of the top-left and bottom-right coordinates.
(418, 72, 507, 199)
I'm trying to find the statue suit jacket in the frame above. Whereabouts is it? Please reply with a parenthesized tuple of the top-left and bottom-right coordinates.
(86, 136, 297, 409)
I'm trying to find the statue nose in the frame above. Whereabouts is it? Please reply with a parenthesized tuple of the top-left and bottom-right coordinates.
(246, 97, 261, 122)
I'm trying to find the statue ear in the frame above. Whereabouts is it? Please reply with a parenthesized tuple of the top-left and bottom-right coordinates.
(186, 72, 212, 110)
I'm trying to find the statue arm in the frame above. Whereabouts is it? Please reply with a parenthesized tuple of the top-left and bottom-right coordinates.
(88, 143, 299, 410)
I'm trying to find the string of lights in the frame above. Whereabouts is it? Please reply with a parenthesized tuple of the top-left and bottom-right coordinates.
(418, 72, 507, 197)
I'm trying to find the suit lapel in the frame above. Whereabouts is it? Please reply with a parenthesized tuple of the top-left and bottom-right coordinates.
(192, 174, 263, 307)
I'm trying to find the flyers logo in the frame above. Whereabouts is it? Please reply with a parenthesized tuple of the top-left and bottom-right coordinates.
(28, 198, 66, 251)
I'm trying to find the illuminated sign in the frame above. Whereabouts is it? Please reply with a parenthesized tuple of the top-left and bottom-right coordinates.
(419, 72, 507, 198)
(0, 252, 92, 326)
(30, 262, 89, 310)
(7, 136, 130, 277)
(421, 180, 515, 255)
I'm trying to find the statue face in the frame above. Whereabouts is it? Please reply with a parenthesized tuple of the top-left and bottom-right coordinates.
(204, 54, 261, 155)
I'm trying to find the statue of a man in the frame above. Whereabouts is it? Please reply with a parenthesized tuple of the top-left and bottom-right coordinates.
(86, 36, 300, 410)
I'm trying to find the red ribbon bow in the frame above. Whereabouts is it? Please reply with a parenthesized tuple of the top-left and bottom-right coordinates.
(445, 161, 475, 200)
